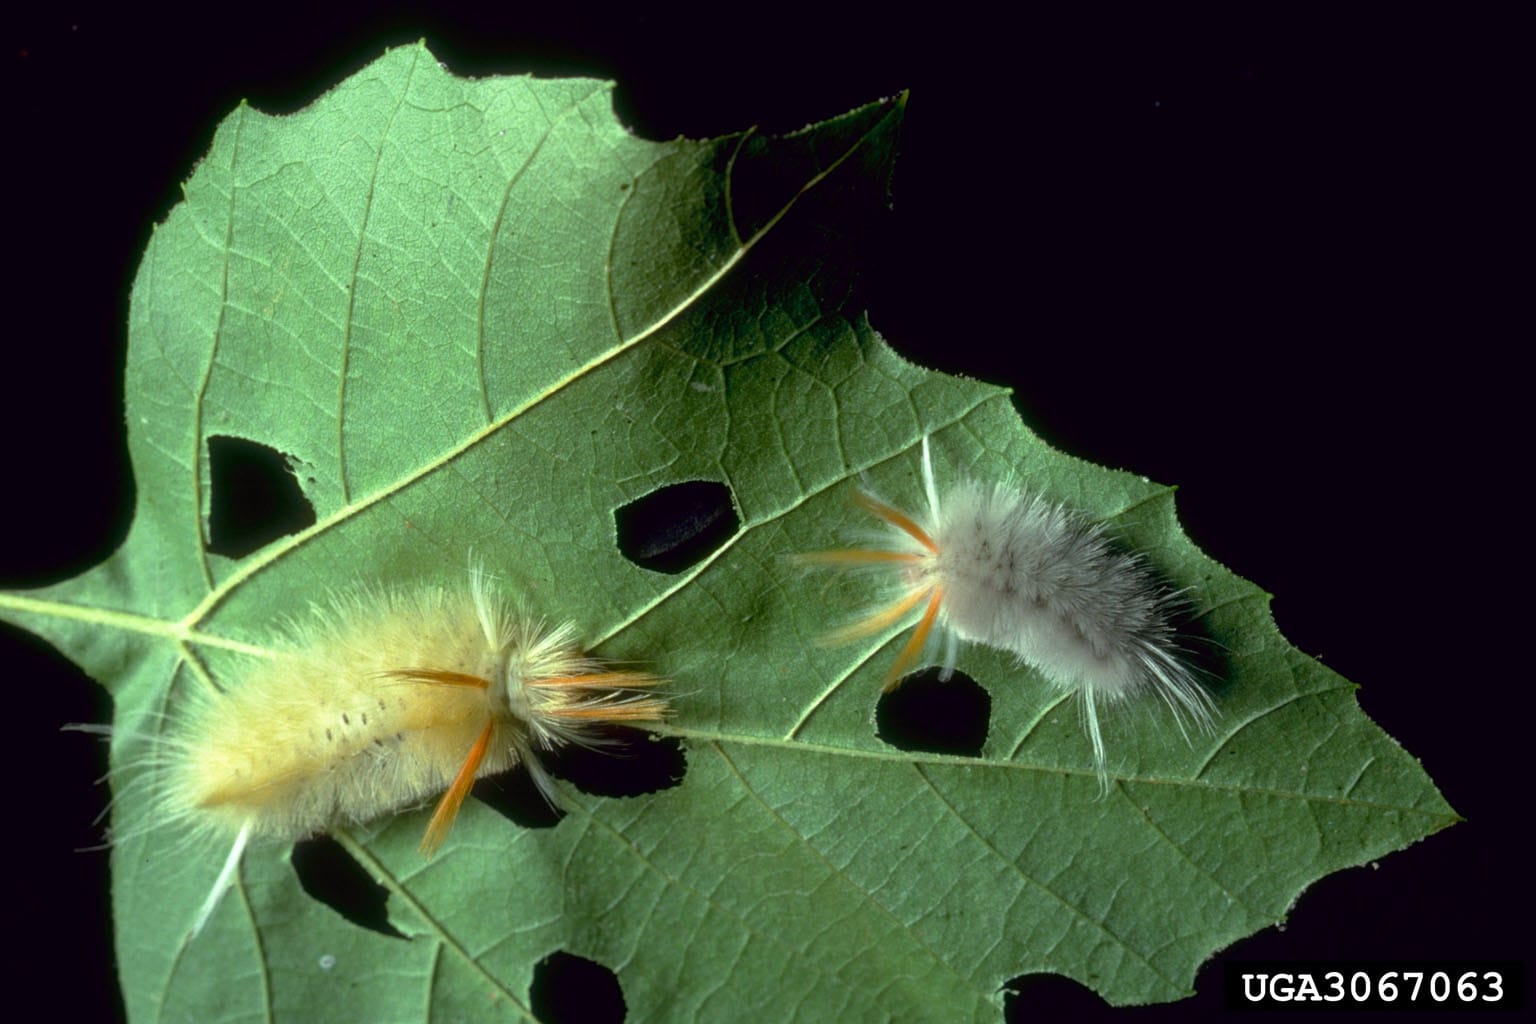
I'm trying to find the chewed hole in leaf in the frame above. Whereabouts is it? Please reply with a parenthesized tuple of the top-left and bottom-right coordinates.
(1003, 972, 1111, 1017)
(207, 436, 315, 558)
(546, 728, 687, 798)
(471, 771, 565, 830)
(290, 835, 404, 939)
(615, 481, 738, 574)
(530, 950, 626, 1024)
(876, 668, 991, 757)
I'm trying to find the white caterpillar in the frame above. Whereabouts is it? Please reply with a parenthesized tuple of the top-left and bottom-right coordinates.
(801, 438, 1214, 788)
(150, 562, 667, 936)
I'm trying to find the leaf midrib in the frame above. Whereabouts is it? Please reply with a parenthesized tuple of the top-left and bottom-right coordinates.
(184, 98, 901, 634)
(658, 724, 1457, 818)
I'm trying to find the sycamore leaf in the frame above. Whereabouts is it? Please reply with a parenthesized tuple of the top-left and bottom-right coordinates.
(0, 43, 1454, 1022)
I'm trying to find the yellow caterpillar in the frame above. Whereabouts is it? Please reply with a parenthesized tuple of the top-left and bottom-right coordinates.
(156, 563, 667, 935)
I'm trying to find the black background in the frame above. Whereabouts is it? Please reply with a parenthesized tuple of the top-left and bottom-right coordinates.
(4, 7, 1518, 1022)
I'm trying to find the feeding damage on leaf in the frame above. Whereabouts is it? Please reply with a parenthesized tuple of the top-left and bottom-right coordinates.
(0, 40, 1457, 1024)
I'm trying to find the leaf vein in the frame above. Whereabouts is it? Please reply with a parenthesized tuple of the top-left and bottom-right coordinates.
(183, 102, 903, 630)
(336, 43, 419, 502)
(711, 744, 991, 1007)
(330, 829, 538, 1022)
(913, 762, 1184, 991)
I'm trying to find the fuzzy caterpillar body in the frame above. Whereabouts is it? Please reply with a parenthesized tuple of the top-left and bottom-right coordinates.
(803, 439, 1213, 787)
(929, 480, 1188, 703)
(156, 567, 667, 935)
(175, 588, 522, 843)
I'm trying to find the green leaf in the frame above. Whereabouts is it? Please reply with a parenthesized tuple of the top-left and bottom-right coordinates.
(0, 42, 1455, 1022)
